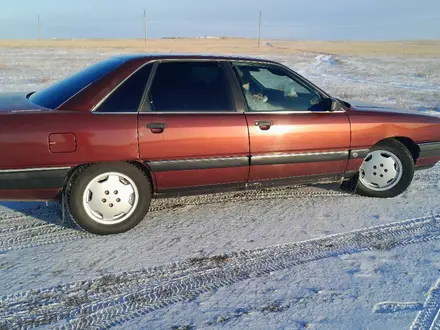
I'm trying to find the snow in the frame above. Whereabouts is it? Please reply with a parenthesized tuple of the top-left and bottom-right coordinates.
(0, 48, 440, 329)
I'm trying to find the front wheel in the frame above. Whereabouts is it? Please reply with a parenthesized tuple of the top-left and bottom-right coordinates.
(356, 139, 414, 198)
(66, 162, 152, 235)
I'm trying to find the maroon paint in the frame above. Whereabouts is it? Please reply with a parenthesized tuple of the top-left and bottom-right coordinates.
(0, 54, 440, 202)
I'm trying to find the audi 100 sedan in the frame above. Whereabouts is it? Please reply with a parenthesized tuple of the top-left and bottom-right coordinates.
(0, 54, 439, 235)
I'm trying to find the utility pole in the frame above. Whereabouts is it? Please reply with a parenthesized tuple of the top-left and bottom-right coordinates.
(258, 10, 262, 48)
(143, 9, 147, 44)
(38, 14, 41, 41)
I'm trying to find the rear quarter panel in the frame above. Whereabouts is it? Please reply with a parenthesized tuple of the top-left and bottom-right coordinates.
(0, 111, 138, 169)
(346, 109, 440, 171)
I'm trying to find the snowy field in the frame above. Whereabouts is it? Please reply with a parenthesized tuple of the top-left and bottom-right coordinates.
(0, 47, 440, 329)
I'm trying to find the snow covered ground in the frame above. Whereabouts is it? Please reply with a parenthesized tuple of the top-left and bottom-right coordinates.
(0, 48, 440, 329)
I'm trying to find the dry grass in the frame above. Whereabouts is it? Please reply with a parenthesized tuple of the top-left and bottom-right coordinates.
(1, 38, 440, 57)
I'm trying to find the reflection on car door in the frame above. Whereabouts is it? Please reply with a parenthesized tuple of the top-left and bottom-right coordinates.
(137, 60, 250, 193)
(231, 61, 351, 185)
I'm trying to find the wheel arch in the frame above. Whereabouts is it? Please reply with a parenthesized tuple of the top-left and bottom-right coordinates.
(60, 161, 157, 199)
(374, 136, 420, 164)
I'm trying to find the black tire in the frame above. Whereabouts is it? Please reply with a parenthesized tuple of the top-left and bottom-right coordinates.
(356, 139, 414, 198)
(66, 162, 152, 235)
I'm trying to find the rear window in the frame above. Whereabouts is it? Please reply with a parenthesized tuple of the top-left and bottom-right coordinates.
(29, 57, 125, 109)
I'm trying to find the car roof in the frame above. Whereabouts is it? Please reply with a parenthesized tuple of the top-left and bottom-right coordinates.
(113, 53, 279, 64)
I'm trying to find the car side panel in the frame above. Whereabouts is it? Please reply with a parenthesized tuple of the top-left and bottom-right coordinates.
(0, 111, 139, 200)
(346, 109, 440, 173)
(245, 112, 351, 182)
(0, 111, 138, 169)
(138, 113, 250, 189)
(153, 167, 248, 190)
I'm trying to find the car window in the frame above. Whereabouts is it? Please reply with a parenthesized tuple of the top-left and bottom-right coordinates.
(232, 61, 324, 112)
(29, 57, 124, 110)
(148, 61, 234, 112)
(95, 63, 152, 113)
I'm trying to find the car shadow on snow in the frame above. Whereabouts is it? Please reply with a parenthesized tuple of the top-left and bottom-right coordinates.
(0, 201, 80, 230)
(0, 182, 353, 231)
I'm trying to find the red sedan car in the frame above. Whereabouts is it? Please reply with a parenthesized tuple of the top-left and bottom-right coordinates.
(0, 54, 439, 234)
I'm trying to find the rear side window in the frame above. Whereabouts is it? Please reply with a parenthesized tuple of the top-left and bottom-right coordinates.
(148, 61, 234, 112)
(29, 57, 125, 109)
(95, 63, 152, 113)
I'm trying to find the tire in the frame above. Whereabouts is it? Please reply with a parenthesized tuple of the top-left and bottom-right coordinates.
(66, 162, 152, 235)
(356, 139, 414, 198)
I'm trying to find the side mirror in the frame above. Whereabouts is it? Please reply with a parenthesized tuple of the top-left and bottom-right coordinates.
(330, 98, 340, 111)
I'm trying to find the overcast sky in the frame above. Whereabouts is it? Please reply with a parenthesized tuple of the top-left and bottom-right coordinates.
(1, 0, 439, 40)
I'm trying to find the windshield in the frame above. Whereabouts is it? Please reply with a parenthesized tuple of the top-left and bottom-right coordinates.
(29, 57, 125, 109)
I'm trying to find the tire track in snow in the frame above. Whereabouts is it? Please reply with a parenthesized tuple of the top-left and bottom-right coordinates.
(0, 206, 52, 219)
(0, 185, 350, 253)
(0, 229, 94, 254)
(0, 210, 93, 253)
(410, 277, 440, 330)
(0, 211, 57, 228)
(149, 184, 351, 212)
(372, 302, 423, 314)
(1, 212, 440, 329)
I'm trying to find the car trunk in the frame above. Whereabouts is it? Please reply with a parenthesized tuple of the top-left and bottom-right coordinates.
(0, 91, 49, 113)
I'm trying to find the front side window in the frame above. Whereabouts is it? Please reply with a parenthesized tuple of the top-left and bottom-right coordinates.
(95, 63, 152, 113)
(232, 61, 324, 112)
(148, 61, 234, 112)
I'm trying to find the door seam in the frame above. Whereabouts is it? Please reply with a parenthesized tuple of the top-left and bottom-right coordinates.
(243, 112, 252, 183)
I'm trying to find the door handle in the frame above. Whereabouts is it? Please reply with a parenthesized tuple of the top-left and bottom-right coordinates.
(254, 120, 272, 130)
(146, 122, 166, 133)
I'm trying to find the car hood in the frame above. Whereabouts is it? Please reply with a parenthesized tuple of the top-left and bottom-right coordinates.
(347, 100, 437, 117)
(0, 91, 49, 113)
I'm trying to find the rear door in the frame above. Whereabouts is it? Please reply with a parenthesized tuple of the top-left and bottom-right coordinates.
(137, 60, 249, 192)
(230, 60, 351, 184)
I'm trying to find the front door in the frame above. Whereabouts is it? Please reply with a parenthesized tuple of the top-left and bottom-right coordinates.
(137, 60, 249, 192)
(230, 60, 351, 184)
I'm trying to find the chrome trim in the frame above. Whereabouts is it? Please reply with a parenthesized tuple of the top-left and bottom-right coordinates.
(91, 112, 139, 115)
(138, 111, 244, 115)
(0, 166, 71, 173)
(247, 172, 343, 186)
(245, 110, 345, 114)
(146, 156, 249, 172)
(93, 110, 343, 115)
(419, 141, 440, 147)
(137, 110, 343, 115)
(147, 150, 350, 172)
(251, 150, 349, 166)
(419, 141, 440, 158)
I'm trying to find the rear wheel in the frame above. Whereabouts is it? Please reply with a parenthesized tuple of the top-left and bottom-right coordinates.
(66, 162, 152, 235)
(356, 139, 414, 198)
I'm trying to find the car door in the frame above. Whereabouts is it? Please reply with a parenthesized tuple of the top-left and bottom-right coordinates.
(137, 60, 249, 192)
(230, 60, 351, 185)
